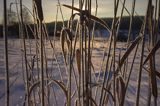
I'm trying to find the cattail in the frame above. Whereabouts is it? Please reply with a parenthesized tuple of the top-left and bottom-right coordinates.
(76, 49, 81, 75)
(34, 0, 44, 21)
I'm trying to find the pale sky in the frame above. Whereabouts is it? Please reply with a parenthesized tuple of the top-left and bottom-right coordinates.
(0, 0, 154, 23)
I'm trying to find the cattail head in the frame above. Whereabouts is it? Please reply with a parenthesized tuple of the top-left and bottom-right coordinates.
(34, 0, 44, 21)
(76, 49, 81, 75)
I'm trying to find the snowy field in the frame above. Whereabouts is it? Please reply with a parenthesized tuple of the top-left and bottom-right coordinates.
(0, 39, 160, 106)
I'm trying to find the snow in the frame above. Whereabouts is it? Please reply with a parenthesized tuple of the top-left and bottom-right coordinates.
(0, 38, 160, 106)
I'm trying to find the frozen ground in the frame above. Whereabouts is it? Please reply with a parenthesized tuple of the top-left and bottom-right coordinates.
(0, 39, 160, 106)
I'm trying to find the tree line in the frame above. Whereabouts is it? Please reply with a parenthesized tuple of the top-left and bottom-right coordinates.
(0, 14, 155, 38)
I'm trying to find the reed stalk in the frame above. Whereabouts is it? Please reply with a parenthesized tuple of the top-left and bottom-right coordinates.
(3, 0, 9, 105)
(135, 0, 150, 105)
(2, 0, 160, 105)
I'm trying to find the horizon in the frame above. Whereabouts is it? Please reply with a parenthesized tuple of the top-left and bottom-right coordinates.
(0, 15, 145, 25)
(0, 0, 150, 24)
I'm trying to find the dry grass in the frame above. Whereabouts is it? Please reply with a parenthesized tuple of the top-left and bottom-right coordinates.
(2, 0, 160, 106)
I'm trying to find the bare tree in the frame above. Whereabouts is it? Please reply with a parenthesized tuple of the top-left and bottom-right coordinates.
(7, 9, 18, 25)
(22, 8, 32, 24)
(7, 8, 32, 25)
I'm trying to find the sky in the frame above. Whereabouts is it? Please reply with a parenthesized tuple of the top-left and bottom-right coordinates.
(0, 0, 154, 23)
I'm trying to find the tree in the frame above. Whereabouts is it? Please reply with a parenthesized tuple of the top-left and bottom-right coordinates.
(7, 8, 32, 25)
(7, 9, 18, 25)
(22, 8, 32, 24)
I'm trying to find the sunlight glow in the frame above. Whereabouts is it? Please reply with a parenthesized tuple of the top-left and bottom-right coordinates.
(0, 0, 154, 23)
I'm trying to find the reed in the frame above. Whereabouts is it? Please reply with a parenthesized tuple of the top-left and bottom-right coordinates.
(2, 0, 160, 105)
(3, 0, 9, 106)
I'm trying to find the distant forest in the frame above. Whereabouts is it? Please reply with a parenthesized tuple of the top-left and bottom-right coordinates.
(0, 16, 149, 38)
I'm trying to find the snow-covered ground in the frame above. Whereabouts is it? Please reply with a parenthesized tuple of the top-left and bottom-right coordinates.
(0, 39, 160, 106)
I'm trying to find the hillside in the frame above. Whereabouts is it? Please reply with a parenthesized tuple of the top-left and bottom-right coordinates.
(0, 16, 144, 38)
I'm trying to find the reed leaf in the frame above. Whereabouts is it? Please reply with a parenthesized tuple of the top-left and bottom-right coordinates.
(143, 40, 160, 65)
(62, 4, 110, 31)
(48, 80, 68, 99)
(149, 60, 158, 98)
(119, 76, 125, 106)
(89, 96, 98, 106)
(60, 28, 73, 64)
(155, 71, 160, 79)
(29, 79, 68, 100)
(116, 36, 142, 72)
